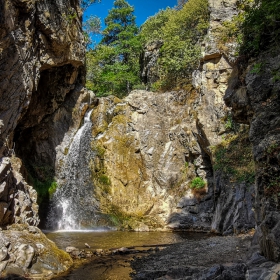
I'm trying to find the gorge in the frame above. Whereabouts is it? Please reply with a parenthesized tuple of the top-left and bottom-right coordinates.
(0, 0, 280, 279)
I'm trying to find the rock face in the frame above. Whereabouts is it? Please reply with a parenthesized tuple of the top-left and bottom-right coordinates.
(0, 0, 85, 277)
(0, 157, 39, 227)
(0, 224, 72, 279)
(51, 0, 256, 234)
(225, 51, 280, 261)
(77, 87, 255, 232)
(0, 0, 89, 226)
(0, 0, 85, 156)
(140, 41, 163, 87)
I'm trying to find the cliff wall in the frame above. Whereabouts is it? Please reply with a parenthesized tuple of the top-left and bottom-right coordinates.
(0, 0, 87, 277)
(225, 50, 280, 261)
(53, 0, 256, 234)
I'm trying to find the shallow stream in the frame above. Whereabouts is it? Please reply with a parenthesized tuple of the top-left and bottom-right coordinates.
(46, 230, 208, 279)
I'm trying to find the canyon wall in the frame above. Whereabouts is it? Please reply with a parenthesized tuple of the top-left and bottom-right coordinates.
(54, 0, 256, 234)
(1, 0, 279, 277)
(0, 0, 87, 277)
(225, 50, 280, 261)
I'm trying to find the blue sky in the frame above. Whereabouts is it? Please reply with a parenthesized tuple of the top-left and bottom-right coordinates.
(84, 0, 177, 45)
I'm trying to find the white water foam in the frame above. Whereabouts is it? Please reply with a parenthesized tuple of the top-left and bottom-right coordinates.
(47, 109, 100, 230)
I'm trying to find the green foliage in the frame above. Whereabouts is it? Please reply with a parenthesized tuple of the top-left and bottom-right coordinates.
(48, 182, 58, 197)
(132, 83, 146, 90)
(27, 165, 58, 204)
(107, 204, 145, 229)
(86, 0, 141, 97)
(250, 62, 262, 74)
(267, 141, 278, 154)
(190, 177, 206, 189)
(212, 128, 255, 184)
(102, 0, 137, 46)
(224, 115, 238, 131)
(140, 0, 209, 90)
(272, 71, 280, 83)
(91, 143, 106, 157)
(221, 0, 280, 56)
(241, 0, 280, 55)
(139, 8, 176, 44)
(83, 15, 101, 47)
(176, 0, 188, 10)
(80, 0, 101, 11)
(98, 174, 111, 186)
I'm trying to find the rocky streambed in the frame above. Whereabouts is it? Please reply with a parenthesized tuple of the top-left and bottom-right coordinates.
(45, 231, 279, 280)
(131, 233, 280, 280)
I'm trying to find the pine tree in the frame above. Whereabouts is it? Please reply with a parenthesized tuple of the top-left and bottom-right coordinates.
(87, 0, 141, 97)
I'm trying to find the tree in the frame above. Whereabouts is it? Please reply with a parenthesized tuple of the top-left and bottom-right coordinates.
(86, 0, 141, 97)
(83, 15, 101, 47)
(139, 0, 209, 90)
(80, 0, 101, 11)
(176, 0, 188, 10)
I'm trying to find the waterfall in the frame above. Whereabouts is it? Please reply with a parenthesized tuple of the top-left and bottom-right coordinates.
(47, 109, 99, 230)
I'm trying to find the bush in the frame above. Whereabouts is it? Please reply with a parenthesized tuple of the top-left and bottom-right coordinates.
(190, 177, 206, 189)
(140, 0, 209, 91)
(220, 0, 280, 56)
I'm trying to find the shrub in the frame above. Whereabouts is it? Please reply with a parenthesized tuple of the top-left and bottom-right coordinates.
(220, 0, 280, 56)
(190, 177, 206, 189)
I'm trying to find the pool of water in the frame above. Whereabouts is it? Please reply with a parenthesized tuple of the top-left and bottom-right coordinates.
(45, 230, 197, 251)
(45, 230, 209, 280)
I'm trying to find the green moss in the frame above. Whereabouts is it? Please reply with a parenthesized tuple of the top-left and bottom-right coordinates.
(91, 143, 106, 158)
(64, 147, 69, 155)
(219, 0, 280, 56)
(211, 128, 255, 184)
(267, 141, 278, 154)
(48, 181, 58, 197)
(106, 204, 146, 230)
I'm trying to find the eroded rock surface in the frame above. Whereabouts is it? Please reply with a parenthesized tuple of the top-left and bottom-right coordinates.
(225, 51, 280, 262)
(0, 0, 84, 278)
(52, 0, 257, 234)
(0, 156, 39, 227)
(64, 87, 255, 233)
(0, 0, 85, 156)
(0, 224, 72, 279)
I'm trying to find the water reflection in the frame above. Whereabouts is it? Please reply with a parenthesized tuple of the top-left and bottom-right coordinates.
(45, 230, 197, 250)
(46, 231, 209, 280)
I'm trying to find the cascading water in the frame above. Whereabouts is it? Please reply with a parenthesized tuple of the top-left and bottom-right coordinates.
(48, 109, 99, 230)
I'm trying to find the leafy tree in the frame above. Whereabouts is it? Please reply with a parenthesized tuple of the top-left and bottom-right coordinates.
(80, 0, 101, 11)
(176, 0, 188, 10)
(83, 15, 101, 47)
(86, 0, 141, 97)
(219, 0, 280, 56)
(240, 0, 280, 55)
(140, 0, 209, 90)
(139, 8, 176, 44)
